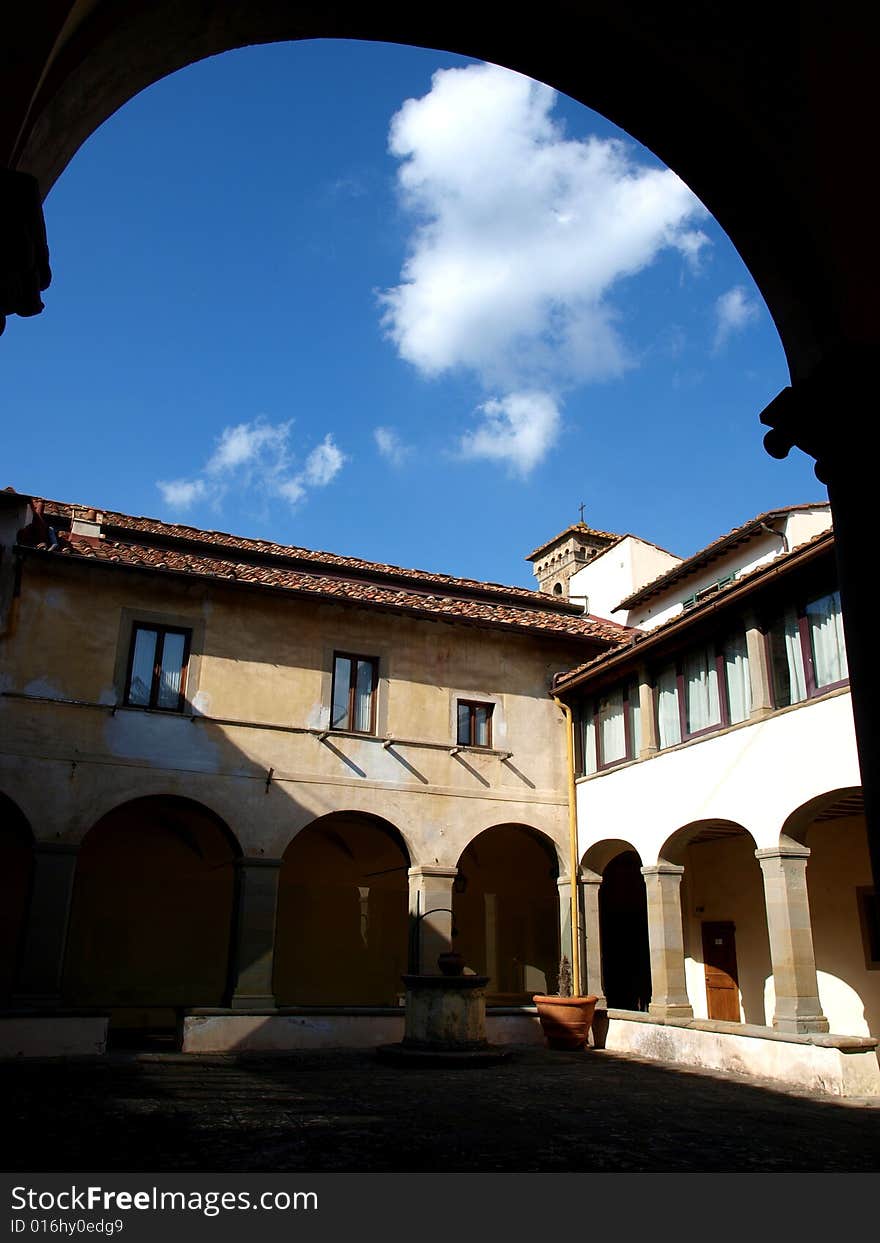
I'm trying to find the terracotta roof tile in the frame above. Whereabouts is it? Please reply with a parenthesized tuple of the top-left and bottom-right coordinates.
(39, 498, 588, 613)
(27, 530, 634, 645)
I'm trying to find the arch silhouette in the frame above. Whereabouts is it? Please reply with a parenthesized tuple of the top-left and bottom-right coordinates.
(8, 8, 855, 381)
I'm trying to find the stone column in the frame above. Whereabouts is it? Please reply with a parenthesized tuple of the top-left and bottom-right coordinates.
(408, 865, 457, 974)
(13, 842, 79, 1008)
(745, 610, 774, 719)
(556, 875, 587, 995)
(226, 857, 283, 1009)
(641, 863, 693, 1019)
(637, 667, 659, 758)
(581, 870, 606, 1008)
(756, 845, 829, 1033)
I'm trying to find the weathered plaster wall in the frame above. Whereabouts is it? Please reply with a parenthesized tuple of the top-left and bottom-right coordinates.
(0, 558, 585, 869)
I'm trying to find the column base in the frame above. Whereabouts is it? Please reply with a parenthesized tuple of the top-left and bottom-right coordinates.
(648, 1002, 694, 1020)
(227, 994, 278, 1011)
(773, 1014, 830, 1035)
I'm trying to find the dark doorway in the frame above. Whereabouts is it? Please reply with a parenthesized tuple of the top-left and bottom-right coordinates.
(599, 850, 651, 1011)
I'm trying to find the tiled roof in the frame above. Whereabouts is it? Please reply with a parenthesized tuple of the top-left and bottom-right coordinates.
(616, 503, 830, 610)
(554, 527, 835, 691)
(20, 512, 634, 645)
(40, 499, 585, 614)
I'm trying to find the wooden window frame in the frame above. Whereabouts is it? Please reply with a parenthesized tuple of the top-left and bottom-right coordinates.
(123, 622, 191, 712)
(676, 643, 732, 742)
(456, 699, 494, 749)
(331, 652, 379, 735)
(766, 589, 849, 709)
(576, 682, 639, 773)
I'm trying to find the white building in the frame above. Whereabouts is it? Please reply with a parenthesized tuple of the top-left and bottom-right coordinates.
(552, 503, 880, 1095)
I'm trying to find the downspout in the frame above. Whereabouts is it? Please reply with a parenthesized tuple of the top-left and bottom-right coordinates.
(553, 696, 581, 994)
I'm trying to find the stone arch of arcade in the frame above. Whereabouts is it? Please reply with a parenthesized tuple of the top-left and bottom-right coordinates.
(0, 793, 34, 1003)
(658, 819, 769, 1026)
(62, 794, 242, 1033)
(582, 839, 650, 1014)
(780, 787, 878, 1038)
(274, 810, 411, 1007)
(453, 822, 560, 1003)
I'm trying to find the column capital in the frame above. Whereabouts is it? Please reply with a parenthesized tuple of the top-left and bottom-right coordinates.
(408, 865, 458, 879)
(641, 862, 685, 878)
(755, 845, 810, 862)
(759, 344, 877, 485)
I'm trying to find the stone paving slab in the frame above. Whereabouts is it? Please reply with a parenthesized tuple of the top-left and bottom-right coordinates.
(2, 1045, 879, 1173)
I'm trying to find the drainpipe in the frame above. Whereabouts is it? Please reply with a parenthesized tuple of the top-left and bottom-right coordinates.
(553, 696, 581, 994)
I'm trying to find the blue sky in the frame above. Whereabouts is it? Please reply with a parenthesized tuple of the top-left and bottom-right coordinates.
(2, 39, 822, 588)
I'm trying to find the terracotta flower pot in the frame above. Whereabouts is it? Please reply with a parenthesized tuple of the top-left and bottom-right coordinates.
(532, 994, 598, 1050)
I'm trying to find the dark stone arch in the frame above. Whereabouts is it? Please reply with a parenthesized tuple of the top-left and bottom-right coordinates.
(274, 810, 410, 1006)
(8, 5, 854, 376)
(454, 822, 560, 1001)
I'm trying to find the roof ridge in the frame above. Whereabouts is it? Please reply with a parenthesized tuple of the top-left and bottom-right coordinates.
(34, 494, 580, 611)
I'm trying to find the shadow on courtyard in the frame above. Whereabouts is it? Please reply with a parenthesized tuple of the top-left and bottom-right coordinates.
(2, 1045, 879, 1173)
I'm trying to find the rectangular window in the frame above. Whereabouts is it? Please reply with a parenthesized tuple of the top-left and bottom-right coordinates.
(576, 681, 639, 772)
(124, 623, 191, 711)
(331, 653, 378, 733)
(457, 700, 493, 748)
(767, 589, 848, 707)
(806, 590, 848, 690)
(655, 628, 751, 747)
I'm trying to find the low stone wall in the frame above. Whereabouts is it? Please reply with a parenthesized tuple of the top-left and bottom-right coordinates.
(599, 1009, 880, 1097)
(182, 1008, 545, 1053)
(0, 1015, 108, 1058)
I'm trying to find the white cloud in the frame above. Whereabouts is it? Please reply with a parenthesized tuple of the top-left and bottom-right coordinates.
(380, 62, 709, 471)
(156, 419, 346, 513)
(206, 419, 292, 475)
(374, 426, 413, 467)
(459, 391, 561, 476)
(156, 478, 208, 511)
(302, 434, 346, 487)
(713, 285, 760, 350)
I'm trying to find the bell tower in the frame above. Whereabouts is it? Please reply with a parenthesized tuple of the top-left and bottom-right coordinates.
(526, 520, 619, 598)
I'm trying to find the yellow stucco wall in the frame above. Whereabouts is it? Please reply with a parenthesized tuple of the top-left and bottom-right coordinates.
(0, 557, 585, 868)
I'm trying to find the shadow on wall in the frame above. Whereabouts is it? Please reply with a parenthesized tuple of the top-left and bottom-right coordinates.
(454, 823, 560, 1002)
(784, 792, 879, 1038)
(273, 811, 410, 1007)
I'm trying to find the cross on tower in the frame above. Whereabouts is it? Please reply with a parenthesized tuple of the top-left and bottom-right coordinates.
(578, 502, 586, 524)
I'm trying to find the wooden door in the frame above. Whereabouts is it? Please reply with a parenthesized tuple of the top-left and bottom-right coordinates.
(701, 921, 740, 1022)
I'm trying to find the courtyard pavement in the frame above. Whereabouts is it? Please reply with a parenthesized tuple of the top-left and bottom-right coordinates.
(2, 1044, 879, 1173)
